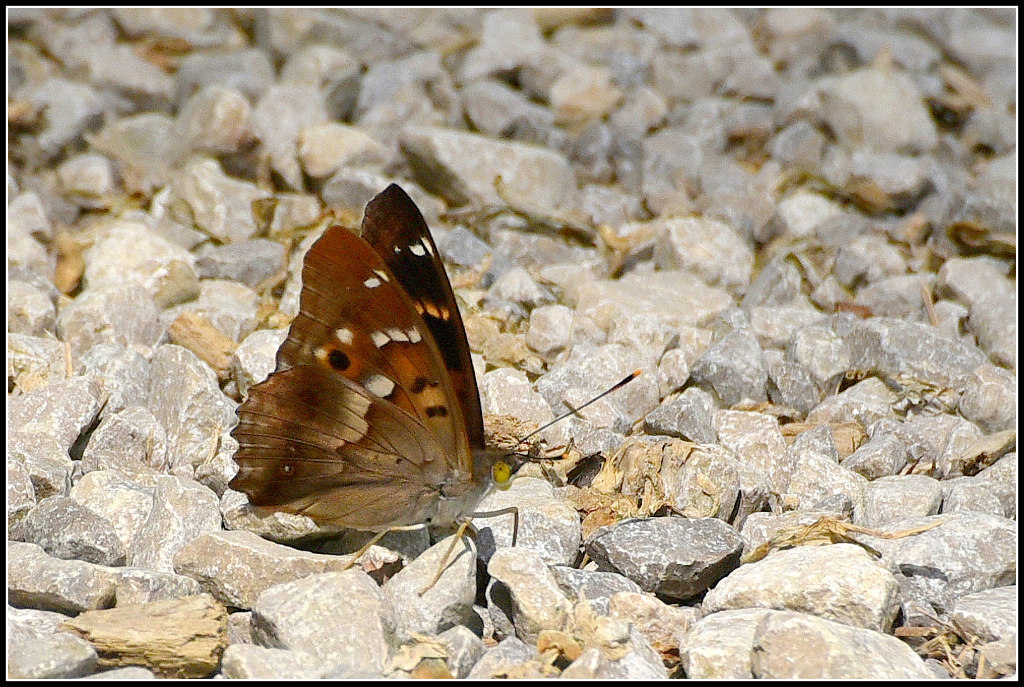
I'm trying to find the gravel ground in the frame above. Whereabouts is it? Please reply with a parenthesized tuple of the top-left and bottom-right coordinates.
(7, 8, 1016, 679)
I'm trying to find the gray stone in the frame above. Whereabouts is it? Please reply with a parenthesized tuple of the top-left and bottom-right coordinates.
(549, 63, 622, 126)
(653, 217, 754, 292)
(472, 477, 580, 567)
(437, 224, 492, 268)
(7, 432, 72, 502)
(6, 620, 98, 679)
(437, 624, 486, 679)
(401, 125, 574, 209)
(458, 9, 545, 83)
(786, 439, 867, 516)
(570, 270, 732, 331)
(147, 345, 236, 471)
(19, 77, 105, 156)
(549, 566, 644, 616)
(68, 471, 157, 557)
(680, 608, 773, 679)
(298, 122, 389, 178)
(169, 158, 272, 243)
(488, 266, 552, 309)
(586, 517, 743, 600)
(479, 368, 561, 445)
(57, 286, 164, 358)
(643, 388, 716, 443)
(8, 376, 106, 456)
(87, 113, 178, 194)
(854, 274, 934, 320)
(171, 530, 358, 609)
(383, 535, 478, 640)
(950, 585, 1016, 644)
(220, 645, 325, 679)
(195, 239, 287, 288)
(176, 48, 274, 102)
(160, 277, 259, 340)
(466, 636, 540, 678)
(660, 443, 743, 523)
(765, 353, 820, 415)
(833, 234, 907, 288)
(112, 567, 204, 606)
(751, 610, 933, 678)
(841, 433, 909, 480)
(656, 348, 692, 397)
(770, 121, 827, 172)
(536, 344, 659, 430)
(8, 456, 36, 525)
(858, 475, 942, 528)
(838, 316, 988, 392)
(7, 541, 118, 614)
(950, 349, 1013, 429)
(940, 475, 1016, 519)
(252, 85, 329, 189)
(129, 475, 222, 572)
(7, 316, 59, 375)
(487, 547, 573, 643)
(690, 328, 768, 406)
(251, 570, 396, 677)
(232, 328, 289, 397)
(462, 79, 556, 140)
(816, 65, 937, 153)
(854, 512, 1016, 618)
(773, 192, 846, 242)
(175, 85, 254, 155)
(78, 343, 151, 415)
(704, 544, 900, 632)
(526, 304, 573, 355)
(806, 377, 896, 427)
(80, 407, 168, 475)
(8, 334, 68, 395)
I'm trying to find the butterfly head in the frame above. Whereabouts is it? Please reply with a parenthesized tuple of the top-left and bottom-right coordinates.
(480, 441, 556, 493)
(490, 459, 514, 491)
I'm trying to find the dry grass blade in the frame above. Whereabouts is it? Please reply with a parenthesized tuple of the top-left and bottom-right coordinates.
(744, 515, 943, 563)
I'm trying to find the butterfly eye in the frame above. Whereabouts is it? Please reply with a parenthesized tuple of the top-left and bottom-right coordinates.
(491, 461, 512, 489)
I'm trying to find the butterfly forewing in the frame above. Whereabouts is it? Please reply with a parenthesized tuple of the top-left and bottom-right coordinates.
(360, 185, 485, 451)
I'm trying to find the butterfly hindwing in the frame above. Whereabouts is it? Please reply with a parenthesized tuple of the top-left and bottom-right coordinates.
(231, 366, 451, 529)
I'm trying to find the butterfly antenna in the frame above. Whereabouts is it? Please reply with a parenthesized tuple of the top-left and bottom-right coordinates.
(514, 369, 641, 452)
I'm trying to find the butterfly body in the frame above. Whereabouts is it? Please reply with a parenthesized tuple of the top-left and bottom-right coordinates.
(230, 185, 504, 532)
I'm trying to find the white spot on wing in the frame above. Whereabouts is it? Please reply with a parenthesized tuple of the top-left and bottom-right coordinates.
(422, 239, 435, 256)
(407, 327, 422, 343)
(386, 327, 409, 342)
(373, 269, 390, 282)
(365, 374, 396, 398)
(363, 276, 381, 288)
(410, 243, 426, 257)
(335, 328, 354, 345)
(371, 330, 389, 348)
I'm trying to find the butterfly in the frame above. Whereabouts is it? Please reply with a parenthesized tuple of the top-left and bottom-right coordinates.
(230, 184, 514, 542)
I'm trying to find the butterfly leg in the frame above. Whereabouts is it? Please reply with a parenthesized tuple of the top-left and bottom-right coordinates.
(417, 506, 521, 595)
(342, 524, 428, 571)
(419, 519, 476, 596)
(468, 505, 520, 546)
